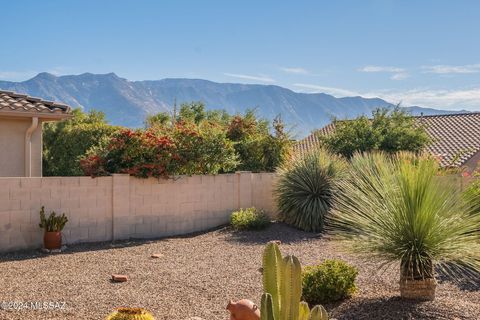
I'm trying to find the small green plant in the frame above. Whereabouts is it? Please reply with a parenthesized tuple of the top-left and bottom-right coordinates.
(302, 259, 358, 305)
(106, 307, 155, 320)
(261, 242, 328, 320)
(230, 207, 270, 230)
(38, 206, 68, 232)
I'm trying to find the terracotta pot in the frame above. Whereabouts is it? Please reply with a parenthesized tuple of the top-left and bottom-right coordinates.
(399, 276, 436, 300)
(44, 231, 62, 250)
(226, 299, 260, 320)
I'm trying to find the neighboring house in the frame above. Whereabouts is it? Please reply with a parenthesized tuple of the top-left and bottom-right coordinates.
(0, 90, 71, 177)
(294, 112, 480, 171)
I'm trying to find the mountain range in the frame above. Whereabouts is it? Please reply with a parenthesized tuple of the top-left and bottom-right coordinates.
(0, 72, 462, 137)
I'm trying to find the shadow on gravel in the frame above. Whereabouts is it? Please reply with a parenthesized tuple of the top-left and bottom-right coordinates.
(436, 264, 480, 292)
(0, 225, 228, 263)
(223, 222, 323, 245)
(332, 297, 436, 320)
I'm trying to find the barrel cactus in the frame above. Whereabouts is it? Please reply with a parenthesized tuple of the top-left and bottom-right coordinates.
(106, 307, 155, 320)
(261, 242, 328, 320)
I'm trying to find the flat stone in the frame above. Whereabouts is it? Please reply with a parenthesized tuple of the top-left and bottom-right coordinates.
(151, 253, 163, 259)
(111, 274, 128, 282)
(41, 245, 67, 254)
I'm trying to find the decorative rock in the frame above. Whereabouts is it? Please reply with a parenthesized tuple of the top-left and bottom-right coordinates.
(226, 299, 260, 320)
(41, 245, 67, 254)
(151, 253, 163, 259)
(111, 274, 128, 282)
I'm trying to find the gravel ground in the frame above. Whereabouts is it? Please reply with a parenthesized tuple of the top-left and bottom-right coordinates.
(0, 223, 479, 320)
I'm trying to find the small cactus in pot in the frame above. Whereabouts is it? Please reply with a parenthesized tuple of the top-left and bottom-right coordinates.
(106, 307, 155, 320)
(38, 206, 68, 250)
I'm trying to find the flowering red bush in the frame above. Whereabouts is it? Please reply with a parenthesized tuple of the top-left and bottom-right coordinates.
(81, 123, 238, 178)
(81, 128, 179, 178)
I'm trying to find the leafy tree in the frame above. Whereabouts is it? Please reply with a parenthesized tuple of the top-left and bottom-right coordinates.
(321, 107, 430, 158)
(227, 111, 292, 172)
(147, 104, 292, 172)
(43, 109, 120, 176)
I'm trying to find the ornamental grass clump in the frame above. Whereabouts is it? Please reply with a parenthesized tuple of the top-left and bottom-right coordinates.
(328, 152, 480, 300)
(275, 148, 347, 232)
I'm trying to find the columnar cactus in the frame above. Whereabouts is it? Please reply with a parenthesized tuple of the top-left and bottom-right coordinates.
(261, 242, 328, 320)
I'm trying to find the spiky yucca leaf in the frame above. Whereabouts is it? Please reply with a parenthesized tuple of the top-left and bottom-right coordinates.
(275, 149, 347, 232)
(328, 152, 480, 280)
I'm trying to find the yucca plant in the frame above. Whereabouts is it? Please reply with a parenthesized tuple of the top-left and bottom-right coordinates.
(328, 152, 480, 300)
(275, 149, 347, 232)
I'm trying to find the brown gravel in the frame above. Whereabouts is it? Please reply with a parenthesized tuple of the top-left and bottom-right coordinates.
(0, 223, 479, 320)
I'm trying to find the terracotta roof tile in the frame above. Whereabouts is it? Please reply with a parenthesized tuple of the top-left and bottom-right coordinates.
(294, 113, 480, 168)
(0, 90, 71, 115)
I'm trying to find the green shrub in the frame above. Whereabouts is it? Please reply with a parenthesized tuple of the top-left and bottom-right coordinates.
(302, 259, 358, 305)
(230, 207, 270, 230)
(43, 109, 120, 176)
(275, 148, 347, 232)
(464, 176, 480, 214)
(321, 107, 430, 158)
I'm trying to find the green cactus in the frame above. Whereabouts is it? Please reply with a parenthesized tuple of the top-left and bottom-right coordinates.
(106, 308, 155, 320)
(261, 242, 328, 320)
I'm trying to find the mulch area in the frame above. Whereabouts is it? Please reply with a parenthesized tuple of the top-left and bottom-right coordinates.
(0, 223, 478, 319)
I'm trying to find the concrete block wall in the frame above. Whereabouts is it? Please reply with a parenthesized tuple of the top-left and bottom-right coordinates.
(0, 172, 277, 252)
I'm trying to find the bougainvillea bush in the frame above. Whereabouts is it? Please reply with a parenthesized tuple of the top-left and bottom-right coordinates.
(81, 121, 238, 178)
(79, 102, 292, 178)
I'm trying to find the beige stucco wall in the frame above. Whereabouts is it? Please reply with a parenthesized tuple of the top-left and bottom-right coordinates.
(0, 172, 278, 252)
(0, 118, 42, 177)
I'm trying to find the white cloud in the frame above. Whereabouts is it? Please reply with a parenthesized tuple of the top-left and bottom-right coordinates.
(293, 83, 361, 97)
(367, 87, 480, 110)
(223, 73, 276, 83)
(358, 65, 408, 81)
(291, 83, 480, 111)
(279, 67, 309, 75)
(421, 64, 480, 74)
(358, 65, 405, 73)
(390, 73, 409, 80)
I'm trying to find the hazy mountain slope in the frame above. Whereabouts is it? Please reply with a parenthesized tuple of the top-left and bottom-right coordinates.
(0, 72, 460, 137)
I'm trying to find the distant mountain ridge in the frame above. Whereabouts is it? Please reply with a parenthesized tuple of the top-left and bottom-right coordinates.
(0, 72, 463, 137)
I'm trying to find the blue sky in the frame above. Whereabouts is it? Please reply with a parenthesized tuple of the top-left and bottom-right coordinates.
(1, 0, 479, 110)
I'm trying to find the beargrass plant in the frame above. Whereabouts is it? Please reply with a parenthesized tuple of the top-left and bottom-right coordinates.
(275, 148, 347, 232)
(328, 152, 480, 299)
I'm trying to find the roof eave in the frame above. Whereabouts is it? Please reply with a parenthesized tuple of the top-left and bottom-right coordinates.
(0, 110, 72, 121)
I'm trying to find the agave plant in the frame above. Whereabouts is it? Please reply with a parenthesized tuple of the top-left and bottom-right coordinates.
(328, 152, 480, 300)
(275, 148, 347, 232)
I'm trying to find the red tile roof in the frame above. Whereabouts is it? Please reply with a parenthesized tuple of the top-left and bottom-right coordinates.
(294, 112, 480, 167)
(0, 90, 71, 116)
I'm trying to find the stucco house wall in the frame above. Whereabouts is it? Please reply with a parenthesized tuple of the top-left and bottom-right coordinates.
(0, 90, 71, 177)
(0, 118, 43, 177)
